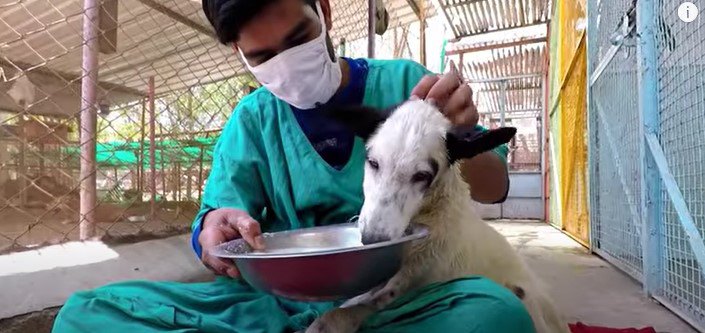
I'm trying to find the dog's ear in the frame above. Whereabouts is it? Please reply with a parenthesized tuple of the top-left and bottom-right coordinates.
(446, 126, 517, 164)
(321, 103, 398, 141)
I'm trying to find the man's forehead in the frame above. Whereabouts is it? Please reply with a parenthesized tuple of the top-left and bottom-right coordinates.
(236, 0, 317, 48)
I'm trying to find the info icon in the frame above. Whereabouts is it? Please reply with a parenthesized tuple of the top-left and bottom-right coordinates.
(678, 2, 699, 23)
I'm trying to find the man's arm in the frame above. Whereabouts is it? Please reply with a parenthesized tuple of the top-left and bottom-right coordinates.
(460, 151, 509, 204)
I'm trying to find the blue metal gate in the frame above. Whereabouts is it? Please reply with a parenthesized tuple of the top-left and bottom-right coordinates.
(588, 0, 705, 329)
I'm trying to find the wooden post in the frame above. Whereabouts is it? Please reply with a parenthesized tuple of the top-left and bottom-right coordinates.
(367, 0, 376, 58)
(78, 0, 100, 239)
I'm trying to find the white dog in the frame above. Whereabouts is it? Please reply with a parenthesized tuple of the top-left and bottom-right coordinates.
(306, 100, 569, 333)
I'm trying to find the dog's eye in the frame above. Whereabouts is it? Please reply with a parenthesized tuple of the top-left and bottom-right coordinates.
(367, 159, 379, 170)
(411, 171, 433, 184)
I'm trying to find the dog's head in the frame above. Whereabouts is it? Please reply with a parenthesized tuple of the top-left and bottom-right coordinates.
(324, 100, 515, 244)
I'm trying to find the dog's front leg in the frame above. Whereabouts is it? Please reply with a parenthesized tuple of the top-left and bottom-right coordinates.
(365, 270, 413, 309)
(306, 272, 411, 333)
(305, 304, 375, 333)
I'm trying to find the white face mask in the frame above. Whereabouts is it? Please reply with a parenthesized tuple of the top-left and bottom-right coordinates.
(239, 1, 342, 110)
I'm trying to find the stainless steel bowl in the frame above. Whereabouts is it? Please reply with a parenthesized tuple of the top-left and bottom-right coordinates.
(210, 223, 429, 302)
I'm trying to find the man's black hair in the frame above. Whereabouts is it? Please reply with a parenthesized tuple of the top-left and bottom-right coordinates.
(202, 0, 317, 45)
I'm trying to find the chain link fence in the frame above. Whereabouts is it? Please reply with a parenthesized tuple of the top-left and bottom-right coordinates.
(0, 0, 435, 254)
(589, 0, 705, 328)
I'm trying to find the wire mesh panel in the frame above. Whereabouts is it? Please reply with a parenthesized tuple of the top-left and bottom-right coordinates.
(654, 0, 705, 327)
(0, 0, 374, 253)
(587, 0, 643, 278)
(589, 0, 705, 328)
(590, 51, 643, 277)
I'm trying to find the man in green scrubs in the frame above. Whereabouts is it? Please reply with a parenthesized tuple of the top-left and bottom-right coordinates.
(52, 0, 535, 332)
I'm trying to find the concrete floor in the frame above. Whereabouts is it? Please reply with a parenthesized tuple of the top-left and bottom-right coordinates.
(0, 221, 698, 332)
(490, 221, 697, 333)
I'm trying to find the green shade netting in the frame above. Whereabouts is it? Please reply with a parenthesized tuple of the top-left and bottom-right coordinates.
(61, 137, 218, 169)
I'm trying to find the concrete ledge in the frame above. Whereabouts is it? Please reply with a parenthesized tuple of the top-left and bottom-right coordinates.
(0, 234, 213, 320)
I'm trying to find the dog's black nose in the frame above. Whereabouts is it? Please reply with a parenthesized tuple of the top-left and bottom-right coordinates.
(361, 233, 391, 245)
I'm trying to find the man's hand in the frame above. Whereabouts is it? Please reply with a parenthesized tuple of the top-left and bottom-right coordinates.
(410, 60, 479, 127)
(198, 208, 265, 278)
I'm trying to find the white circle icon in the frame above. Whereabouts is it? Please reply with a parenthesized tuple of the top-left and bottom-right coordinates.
(678, 2, 699, 23)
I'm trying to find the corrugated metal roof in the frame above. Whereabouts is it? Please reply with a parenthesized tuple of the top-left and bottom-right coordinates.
(435, 0, 551, 39)
(1, 0, 548, 118)
(454, 39, 546, 117)
(440, 8, 548, 120)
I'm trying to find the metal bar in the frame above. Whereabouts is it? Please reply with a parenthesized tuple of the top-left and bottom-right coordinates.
(646, 133, 705, 279)
(134, 0, 215, 38)
(586, 0, 595, 250)
(148, 76, 156, 220)
(480, 108, 542, 114)
(78, 0, 100, 240)
(446, 37, 547, 55)
(476, 86, 543, 93)
(455, 22, 548, 40)
(589, 43, 622, 87)
(468, 74, 543, 83)
(368, 0, 376, 58)
(540, 76, 547, 221)
(499, 80, 507, 127)
(637, 0, 663, 296)
(488, 115, 541, 121)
